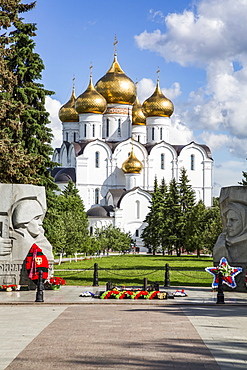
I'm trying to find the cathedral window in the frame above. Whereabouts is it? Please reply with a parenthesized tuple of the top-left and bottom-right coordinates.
(66, 132, 69, 141)
(151, 127, 155, 141)
(161, 153, 165, 169)
(90, 226, 93, 235)
(92, 124, 95, 137)
(95, 188, 99, 204)
(191, 154, 195, 170)
(84, 124, 87, 137)
(118, 119, 121, 136)
(135, 229, 139, 237)
(73, 132, 77, 142)
(136, 200, 140, 219)
(106, 119, 109, 137)
(95, 151, 99, 168)
(160, 128, 163, 140)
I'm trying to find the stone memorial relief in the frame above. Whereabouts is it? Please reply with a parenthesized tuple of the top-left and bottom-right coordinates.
(0, 184, 53, 286)
(213, 186, 247, 291)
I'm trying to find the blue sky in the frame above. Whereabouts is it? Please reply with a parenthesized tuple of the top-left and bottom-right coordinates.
(23, 0, 247, 196)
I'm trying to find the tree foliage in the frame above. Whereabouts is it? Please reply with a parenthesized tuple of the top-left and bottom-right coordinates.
(0, 0, 56, 188)
(94, 225, 132, 253)
(141, 169, 221, 256)
(141, 177, 165, 254)
(43, 182, 90, 255)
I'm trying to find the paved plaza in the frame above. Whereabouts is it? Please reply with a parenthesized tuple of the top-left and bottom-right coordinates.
(0, 286, 247, 369)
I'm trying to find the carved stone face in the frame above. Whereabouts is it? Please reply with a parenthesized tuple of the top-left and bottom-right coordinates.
(226, 209, 243, 237)
(26, 215, 43, 237)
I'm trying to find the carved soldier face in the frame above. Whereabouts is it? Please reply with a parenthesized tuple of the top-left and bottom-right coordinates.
(226, 209, 243, 237)
(26, 215, 43, 238)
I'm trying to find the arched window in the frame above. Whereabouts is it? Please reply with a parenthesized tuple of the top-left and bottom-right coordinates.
(106, 119, 109, 137)
(66, 132, 69, 141)
(84, 124, 87, 137)
(160, 128, 163, 140)
(138, 135, 140, 142)
(95, 151, 99, 168)
(135, 229, 139, 237)
(118, 119, 121, 136)
(73, 132, 77, 142)
(161, 153, 165, 169)
(92, 124, 95, 137)
(136, 200, 140, 219)
(95, 188, 99, 204)
(191, 154, 195, 170)
(151, 127, 155, 141)
(90, 226, 93, 235)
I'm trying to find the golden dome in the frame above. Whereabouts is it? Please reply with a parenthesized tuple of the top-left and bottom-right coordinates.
(95, 55, 136, 105)
(132, 96, 146, 125)
(59, 89, 79, 122)
(142, 81, 174, 117)
(122, 148, 143, 174)
(75, 75, 107, 114)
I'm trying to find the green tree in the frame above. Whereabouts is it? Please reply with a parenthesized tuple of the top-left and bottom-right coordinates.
(43, 182, 90, 255)
(141, 177, 165, 254)
(185, 200, 207, 257)
(201, 197, 222, 254)
(178, 168, 196, 253)
(0, 0, 57, 188)
(239, 164, 247, 185)
(165, 178, 181, 255)
(94, 225, 132, 254)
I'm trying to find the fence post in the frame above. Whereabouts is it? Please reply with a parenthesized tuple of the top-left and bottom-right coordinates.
(154, 281, 159, 291)
(216, 271, 225, 304)
(35, 270, 44, 302)
(93, 263, 99, 286)
(143, 277, 148, 291)
(164, 263, 170, 287)
(106, 281, 112, 291)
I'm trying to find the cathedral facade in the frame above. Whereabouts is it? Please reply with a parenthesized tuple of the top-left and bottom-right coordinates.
(52, 51, 213, 250)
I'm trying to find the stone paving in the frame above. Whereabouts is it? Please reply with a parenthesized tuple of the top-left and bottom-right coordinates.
(0, 286, 247, 369)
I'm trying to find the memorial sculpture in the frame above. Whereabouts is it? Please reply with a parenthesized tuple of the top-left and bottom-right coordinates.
(0, 184, 53, 287)
(213, 186, 247, 291)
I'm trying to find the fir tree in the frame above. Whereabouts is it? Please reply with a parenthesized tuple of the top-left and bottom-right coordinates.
(185, 200, 207, 257)
(178, 168, 196, 253)
(165, 178, 181, 255)
(142, 177, 165, 255)
(0, 0, 56, 188)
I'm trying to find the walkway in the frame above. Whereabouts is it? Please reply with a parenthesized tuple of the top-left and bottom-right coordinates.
(0, 286, 246, 369)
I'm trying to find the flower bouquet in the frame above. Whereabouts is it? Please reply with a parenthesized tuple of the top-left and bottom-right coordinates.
(45, 277, 66, 290)
(0, 284, 18, 292)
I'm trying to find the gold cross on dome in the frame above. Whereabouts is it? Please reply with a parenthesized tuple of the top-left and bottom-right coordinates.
(72, 75, 75, 92)
(89, 62, 93, 77)
(114, 35, 118, 55)
(156, 67, 160, 82)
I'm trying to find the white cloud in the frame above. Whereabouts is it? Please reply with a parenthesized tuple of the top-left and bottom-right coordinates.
(45, 96, 62, 149)
(136, 1, 247, 67)
(170, 115, 194, 145)
(199, 132, 230, 152)
(135, 0, 247, 161)
(213, 159, 245, 197)
(137, 78, 181, 103)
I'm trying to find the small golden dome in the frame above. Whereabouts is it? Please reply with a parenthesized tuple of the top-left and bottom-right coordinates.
(122, 148, 143, 174)
(95, 55, 136, 105)
(142, 81, 174, 117)
(59, 89, 79, 122)
(132, 96, 146, 125)
(75, 75, 107, 114)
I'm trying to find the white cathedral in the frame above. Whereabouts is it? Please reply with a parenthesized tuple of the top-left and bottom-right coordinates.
(52, 49, 213, 251)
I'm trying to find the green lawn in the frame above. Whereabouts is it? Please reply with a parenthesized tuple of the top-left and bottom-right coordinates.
(54, 254, 214, 287)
